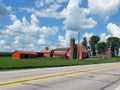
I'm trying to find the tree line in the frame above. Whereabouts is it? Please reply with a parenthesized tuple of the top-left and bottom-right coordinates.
(82, 35, 120, 57)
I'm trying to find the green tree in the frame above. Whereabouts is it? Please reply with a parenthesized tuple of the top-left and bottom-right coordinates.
(107, 37, 120, 56)
(96, 42, 107, 54)
(82, 37, 87, 48)
(89, 35, 100, 56)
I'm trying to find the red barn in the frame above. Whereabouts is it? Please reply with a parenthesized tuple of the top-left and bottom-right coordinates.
(53, 45, 88, 59)
(12, 50, 37, 59)
(68, 44, 88, 59)
(69, 38, 88, 59)
(41, 48, 54, 57)
(77, 45, 89, 59)
(54, 48, 70, 58)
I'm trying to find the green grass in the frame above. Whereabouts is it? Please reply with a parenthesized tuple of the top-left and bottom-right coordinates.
(0, 56, 120, 70)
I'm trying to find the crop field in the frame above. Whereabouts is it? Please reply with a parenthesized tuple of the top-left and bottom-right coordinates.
(0, 56, 120, 70)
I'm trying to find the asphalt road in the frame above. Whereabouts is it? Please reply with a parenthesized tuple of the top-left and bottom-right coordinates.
(0, 62, 120, 90)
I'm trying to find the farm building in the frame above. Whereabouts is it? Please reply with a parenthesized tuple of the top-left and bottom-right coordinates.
(36, 52, 43, 57)
(77, 45, 89, 59)
(12, 50, 37, 59)
(69, 38, 89, 59)
(100, 48, 113, 58)
(41, 47, 54, 57)
(54, 48, 70, 58)
(53, 38, 89, 59)
(53, 45, 88, 59)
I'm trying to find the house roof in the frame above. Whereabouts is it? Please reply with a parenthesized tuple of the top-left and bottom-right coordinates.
(54, 48, 70, 51)
(78, 45, 88, 53)
(41, 49, 53, 53)
(13, 50, 37, 54)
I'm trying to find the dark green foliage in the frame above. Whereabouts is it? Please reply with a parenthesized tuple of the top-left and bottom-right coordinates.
(96, 42, 107, 54)
(0, 52, 12, 56)
(89, 35, 100, 56)
(107, 37, 120, 56)
(82, 37, 87, 48)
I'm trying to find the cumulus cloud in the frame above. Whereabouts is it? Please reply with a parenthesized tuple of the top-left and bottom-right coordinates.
(100, 33, 111, 42)
(0, 2, 11, 16)
(58, 31, 78, 47)
(83, 32, 112, 43)
(0, 14, 58, 51)
(37, 26, 58, 45)
(21, 0, 69, 19)
(21, 0, 97, 31)
(107, 23, 120, 38)
(88, 0, 120, 19)
(35, 0, 68, 7)
(61, 0, 97, 31)
(35, 0, 45, 7)
(83, 32, 94, 42)
(0, 40, 10, 51)
(20, 6, 61, 19)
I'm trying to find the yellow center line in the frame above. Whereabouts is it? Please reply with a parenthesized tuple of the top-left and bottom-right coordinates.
(0, 64, 120, 87)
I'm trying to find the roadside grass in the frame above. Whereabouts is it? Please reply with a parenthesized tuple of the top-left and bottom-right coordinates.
(0, 56, 120, 70)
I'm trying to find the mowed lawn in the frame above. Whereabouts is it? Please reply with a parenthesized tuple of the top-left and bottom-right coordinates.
(0, 56, 120, 70)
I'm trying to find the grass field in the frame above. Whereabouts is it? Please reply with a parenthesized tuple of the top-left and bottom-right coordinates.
(0, 56, 120, 70)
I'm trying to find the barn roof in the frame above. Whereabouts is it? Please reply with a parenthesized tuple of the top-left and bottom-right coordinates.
(54, 48, 70, 55)
(54, 51, 66, 55)
(78, 45, 88, 53)
(13, 50, 37, 54)
(41, 49, 53, 53)
(54, 48, 70, 51)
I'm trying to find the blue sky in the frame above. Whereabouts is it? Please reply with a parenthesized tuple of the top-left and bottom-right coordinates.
(0, 0, 120, 52)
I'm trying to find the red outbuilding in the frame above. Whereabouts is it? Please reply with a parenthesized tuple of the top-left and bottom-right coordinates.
(69, 38, 89, 59)
(100, 48, 113, 58)
(54, 48, 70, 58)
(77, 45, 89, 59)
(53, 45, 89, 59)
(12, 50, 37, 59)
(41, 47, 54, 57)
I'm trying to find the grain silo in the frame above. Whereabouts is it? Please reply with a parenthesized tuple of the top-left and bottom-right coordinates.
(70, 38, 75, 59)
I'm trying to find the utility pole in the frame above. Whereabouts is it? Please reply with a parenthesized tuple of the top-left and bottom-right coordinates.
(109, 41, 112, 58)
(77, 31, 80, 62)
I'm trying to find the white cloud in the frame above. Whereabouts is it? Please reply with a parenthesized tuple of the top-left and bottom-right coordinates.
(61, 0, 97, 31)
(58, 31, 78, 47)
(37, 26, 58, 45)
(35, 0, 55, 8)
(0, 2, 11, 16)
(83, 32, 112, 43)
(20, 6, 62, 19)
(24, 0, 68, 19)
(0, 40, 10, 51)
(0, 40, 5, 46)
(83, 32, 94, 42)
(107, 23, 120, 38)
(21, 0, 97, 30)
(10, 14, 18, 21)
(35, 0, 45, 7)
(88, 0, 120, 19)
(35, 0, 68, 7)
(57, 0, 68, 3)
(46, 3, 61, 12)
(0, 14, 59, 51)
(100, 33, 111, 42)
